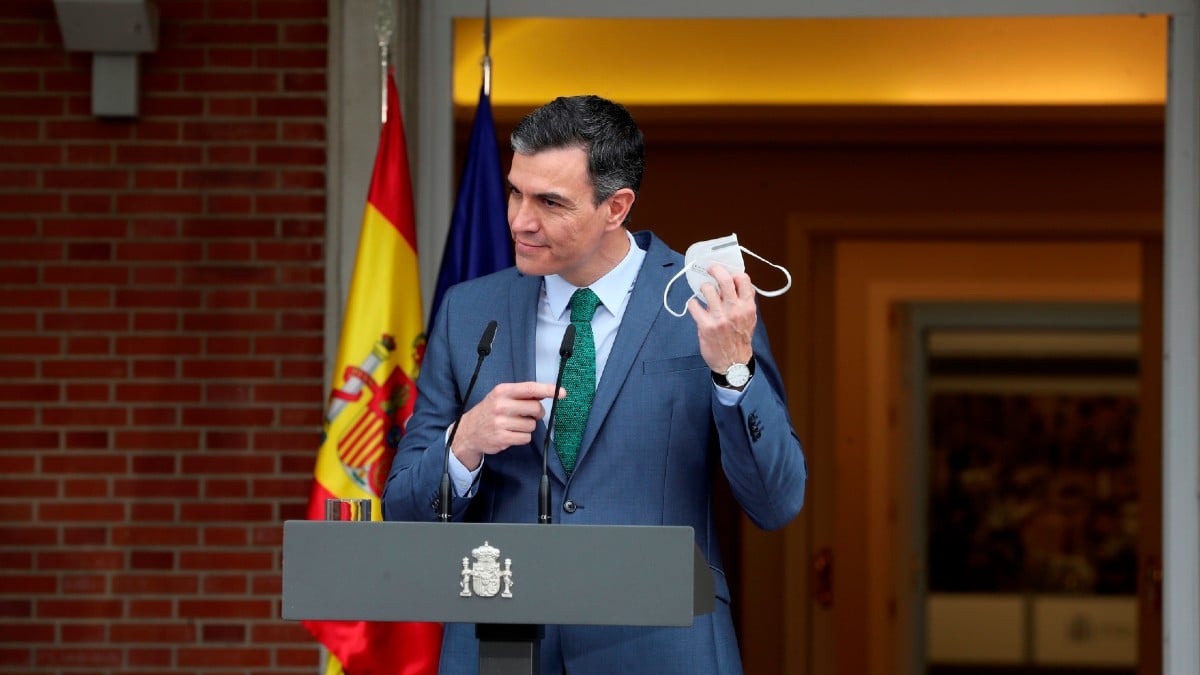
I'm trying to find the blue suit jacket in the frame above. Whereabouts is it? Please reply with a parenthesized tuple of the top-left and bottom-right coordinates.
(382, 231, 807, 674)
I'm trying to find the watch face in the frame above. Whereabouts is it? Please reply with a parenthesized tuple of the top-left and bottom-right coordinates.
(725, 362, 751, 388)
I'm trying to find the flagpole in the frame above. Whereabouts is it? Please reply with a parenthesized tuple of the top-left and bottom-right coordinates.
(377, 0, 394, 123)
(482, 0, 492, 97)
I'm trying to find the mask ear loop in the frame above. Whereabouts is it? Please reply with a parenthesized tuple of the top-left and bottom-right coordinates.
(662, 265, 694, 318)
(742, 247, 792, 297)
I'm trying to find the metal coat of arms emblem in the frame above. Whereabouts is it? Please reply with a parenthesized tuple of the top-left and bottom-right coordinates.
(459, 541, 513, 599)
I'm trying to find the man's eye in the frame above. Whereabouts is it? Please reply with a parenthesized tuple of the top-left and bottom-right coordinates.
(541, 198, 559, 208)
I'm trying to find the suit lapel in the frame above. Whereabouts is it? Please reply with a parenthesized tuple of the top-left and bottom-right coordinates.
(508, 273, 566, 482)
(574, 233, 677, 471)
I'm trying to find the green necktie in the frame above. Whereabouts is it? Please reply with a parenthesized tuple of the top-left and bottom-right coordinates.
(555, 288, 601, 476)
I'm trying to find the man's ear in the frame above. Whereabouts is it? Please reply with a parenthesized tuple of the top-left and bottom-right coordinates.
(605, 188, 636, 228)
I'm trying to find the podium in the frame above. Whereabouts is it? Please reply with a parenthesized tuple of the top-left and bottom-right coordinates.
(282, 521, 715, 675)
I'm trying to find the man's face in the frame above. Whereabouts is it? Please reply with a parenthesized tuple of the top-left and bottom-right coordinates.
(507, 146, 620, 287)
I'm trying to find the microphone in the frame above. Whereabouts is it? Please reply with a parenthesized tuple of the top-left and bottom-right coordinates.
(539, 323, 575, 524)
(439, 319, 499, 522)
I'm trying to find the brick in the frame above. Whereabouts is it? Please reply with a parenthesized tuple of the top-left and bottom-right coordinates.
(180, 23, 278, 44)
(0, 193, 61, 213)
(129, 406, 175, 425)
(202, 575, 247, 594)
(42, 360, 127, 379)
(41, 454, 126, 474)
(0, 267, 38, 283)
(0, 527, 54, 547)
(130, 454, 176, 473)
(182, 360, 273, 379)
(208, 47, 254, 68)
(37, 550, 124, 569)
(0, 168, 37, 188)
(66, 290, 114, 309)
(141, 96, 204, 116)
(0, 575, 56, 594)
(205, 478, 249, 498)
(280, 360, 323, 379)
(183, 169, 275, 189)
(252, 477, 309, 498)
(43, 312, 128, 331)
(36, 648, 122, 667)
(253, 526, 283, 547)
(112, 573, 198, 594)
(113, 524, 197, 547)
(178, 647, 271, 667)
(0, 408, 36, 425)
(130, 219, 178, 238)
(65, 430, 109, 449)
(65, 383, 112, 402)
(146, 46, 205, 69)
(44, 169, 129, 190)
(113, 431, 199, 450)
(114, 479, 200, 500)
(58, 623, 106, 642)
(0, 336, 61, 355)
(0, 361, 36, 378)
(41, 218, 126, 239)
(116, 193, 204, 214)
(181, 312, 275, 332)
(133, 312, 178, 331)
(127, 648, 171, 667)
(203, 431, 250, 451)
(209, 0, 253, 19)
(132, 360, 177, 377)
(134, 120, 181, 140)
(39, 502, 125, 522)
(0, 242, 62, 262)
(42, 407, 127, 426)
(206, 384, 251, 402)
(208, 97, 254, 116)
(0, 647, 31, 666)
(63, 480, 110, 500)
(177, 598, 272, 618)
(253, 385, 321, 404)
(284, 23, 327, 44)
(201, 622, 246, 642)
(140, 72, 181, 95)
(111, 622, 196, 643)
(116, 241, 203, 261)
(44, 265, 127, 284)
(115, 382, 201, 402)
(181, 451, 268, 473)
(256, 193, 324, 214)
(206, 335, 251, 354)
(36, 599, 122, 619)
(65, 144, 113, 163)
(283, 73, 326, 93)
(0, 385, 59, 403)
(257, 241, 321, 262)
(183, 72, 278, 93)
(181, 407, 274, 427)
(280, 169, 324, 188)
(134, 169, 180, 189)
(205, 193, 253, 214)
(258, 0, 325, 19)
(130, 503, 177, 523)
(1, 144, 61, 164)
(115, 288, 203, 308)
(128, 599, 172, 618)
(45, 121, 133, 141)
(280, 312, 323, 331)
(202, 526, 247, 546)
(115, 144, 204, 164)
(0, 288, 59, 308)
(207, 145, 252, 163)
(258, 49, 326, 70)
(61, 574, 107, 594)
(67, 241, 114, 260)
(186, 216, 274, 237)
(1, 95, 64, 115)
(0, 623, 55, 642)
(130, 550, 174, 570)
(0, 430, 58, 449)
(205, 243, 254, 262)
(177, 502, 272, 523)
(66, 193, 113, 213)
(43, 70, 89, 92)
(132, 266, 179, 284)
(0, 72, 39, 90)
(257, 145, 324, 165)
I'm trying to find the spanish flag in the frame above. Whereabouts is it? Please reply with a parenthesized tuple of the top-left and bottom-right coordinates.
(302, 69, 441, 675)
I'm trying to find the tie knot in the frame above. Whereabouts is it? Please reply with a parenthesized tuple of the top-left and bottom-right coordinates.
(569, 288, 601, 323)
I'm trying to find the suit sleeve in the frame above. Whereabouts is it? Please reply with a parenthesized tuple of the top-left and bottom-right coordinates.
(381, 286, 475, 522)
(711, 323, 807, 531)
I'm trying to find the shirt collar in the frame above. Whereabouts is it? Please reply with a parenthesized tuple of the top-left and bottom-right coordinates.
(544, 230, 645, 321)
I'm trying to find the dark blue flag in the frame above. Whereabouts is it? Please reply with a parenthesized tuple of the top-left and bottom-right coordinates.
(428, 86, 513, 329)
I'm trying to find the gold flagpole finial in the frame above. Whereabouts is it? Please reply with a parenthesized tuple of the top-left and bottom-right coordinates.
(376, 0, 395, 123)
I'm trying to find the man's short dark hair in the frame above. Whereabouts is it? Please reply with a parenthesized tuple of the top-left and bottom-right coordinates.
(510, 95, 645, 211)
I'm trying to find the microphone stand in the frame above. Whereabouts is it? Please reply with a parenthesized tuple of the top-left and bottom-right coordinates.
(439, 320, 498, 522)
(539, 324, 575, 524)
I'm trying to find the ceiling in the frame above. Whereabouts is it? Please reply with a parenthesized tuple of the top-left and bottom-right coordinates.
(452, 16, 1167, 110)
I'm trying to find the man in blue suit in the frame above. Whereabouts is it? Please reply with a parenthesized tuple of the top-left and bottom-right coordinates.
(382, 95, 807, 674)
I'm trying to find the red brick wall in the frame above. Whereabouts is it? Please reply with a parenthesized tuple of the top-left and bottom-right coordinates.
(0, 1, 328, 671)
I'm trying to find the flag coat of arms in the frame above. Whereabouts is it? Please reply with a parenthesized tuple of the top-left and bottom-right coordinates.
(303, 70, 441, 675)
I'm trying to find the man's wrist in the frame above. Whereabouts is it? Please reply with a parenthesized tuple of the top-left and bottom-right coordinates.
(712, 355, 756, 390)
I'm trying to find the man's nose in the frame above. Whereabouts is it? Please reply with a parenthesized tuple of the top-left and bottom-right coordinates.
(508, 199, 536, 232)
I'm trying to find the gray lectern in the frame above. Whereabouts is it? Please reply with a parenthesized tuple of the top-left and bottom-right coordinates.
(282, 521, 716, 675)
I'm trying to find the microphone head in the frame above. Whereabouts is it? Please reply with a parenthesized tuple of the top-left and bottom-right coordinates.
(477, 320, 499, 356)
(559, 323, 576, 358)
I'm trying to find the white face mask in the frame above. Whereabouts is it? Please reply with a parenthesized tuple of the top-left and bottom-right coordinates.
(662, 233, 792, 318)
